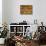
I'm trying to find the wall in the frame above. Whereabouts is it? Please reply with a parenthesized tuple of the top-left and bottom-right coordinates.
(2, 0, 8, 25)
(2, 0, 46, 26)
(0, 0, 2, 27)
(8, 0, 40, 25)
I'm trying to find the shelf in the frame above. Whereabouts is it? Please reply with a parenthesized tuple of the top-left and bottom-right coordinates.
(10, 32, 15, 33)
(10, 32, 23, 34)
(16, 32, 23, 33)
(9, 23, 37, 26)
(9, 25, 31, 36)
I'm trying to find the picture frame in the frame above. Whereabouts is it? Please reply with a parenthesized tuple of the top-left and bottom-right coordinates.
(20, 5, 32, 15)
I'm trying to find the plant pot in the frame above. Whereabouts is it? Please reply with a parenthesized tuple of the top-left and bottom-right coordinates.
(0, 38, 5, 44)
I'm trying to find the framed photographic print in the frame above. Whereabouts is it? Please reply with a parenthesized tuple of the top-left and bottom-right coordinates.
(20, 5, 32, 15)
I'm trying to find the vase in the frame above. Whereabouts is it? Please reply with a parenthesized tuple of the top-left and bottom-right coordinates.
(0, 38, 5, 44)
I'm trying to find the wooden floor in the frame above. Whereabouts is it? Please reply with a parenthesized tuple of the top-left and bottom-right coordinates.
(31, 40, 46, 46)
(0, 44, 4, 46)
(40, 45, 46, 46)
(0, 44, 46, 46)
(0, 40, 46, 46)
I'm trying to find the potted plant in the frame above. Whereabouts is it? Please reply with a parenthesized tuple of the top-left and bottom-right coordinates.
(0, 23, 9, 44)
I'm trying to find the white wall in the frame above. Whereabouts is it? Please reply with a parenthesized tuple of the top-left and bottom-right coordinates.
(2, 0, 8, 24)
(8, 0, 40, 25)
(0, 0, 2, 27)
(3, 0, 46, 26)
